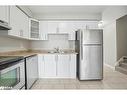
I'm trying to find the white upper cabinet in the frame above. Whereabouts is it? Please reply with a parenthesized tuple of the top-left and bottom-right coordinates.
(86, 21, 99, 29)
(47, 21, 59, 34)
(39, 20, 99, 40)
(0, 6, 9, 23)
(9, 6, 21, 37)
(77, 21, 99, 29)
(9, 6, 29, 38)
(39, 21, 48, 40)
(22, 12, 29, 39)
(58, 21, 70, 34)
(67, 21, 77, 40)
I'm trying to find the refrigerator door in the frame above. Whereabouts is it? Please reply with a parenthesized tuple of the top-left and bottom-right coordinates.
(81, 29, 103, 45)
(79, 45, 103, 80)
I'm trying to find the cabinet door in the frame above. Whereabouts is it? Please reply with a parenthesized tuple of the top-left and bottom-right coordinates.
(21, 13, 29, 38)
(85, 21, 99, 29)
(57, 55, 70, 78)
(9, 6, 29, 38)
(44, 54, 56, 77)
(69, 54, 77, 78)
(39, 21, 48, 40)
(58, 21, 69, 34)
(9, 6, 21, 37)
(68, 22, 76, 40)
(30, 18, 40, 39)
(47, 21, 58, 34)
(0, 6, 9, 23)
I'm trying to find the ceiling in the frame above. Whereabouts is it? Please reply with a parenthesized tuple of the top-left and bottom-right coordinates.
(25, 6, 107, 15)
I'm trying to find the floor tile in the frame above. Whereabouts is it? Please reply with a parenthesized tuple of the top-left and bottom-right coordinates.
(31, 65, 127, 90)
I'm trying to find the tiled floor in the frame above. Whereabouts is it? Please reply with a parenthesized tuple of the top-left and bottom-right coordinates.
(31, 65, 127, 89)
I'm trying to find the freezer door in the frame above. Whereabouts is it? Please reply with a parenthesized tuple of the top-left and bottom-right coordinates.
(82, 29, 103, 44)
(79, 45, 103, 80)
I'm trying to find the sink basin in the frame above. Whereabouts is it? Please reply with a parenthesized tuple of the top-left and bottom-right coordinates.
(48, 51, 58, 54)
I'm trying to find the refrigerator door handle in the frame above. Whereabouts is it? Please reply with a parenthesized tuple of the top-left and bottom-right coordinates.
(80, 30, 83, 45)
(81, 45, 83, 60)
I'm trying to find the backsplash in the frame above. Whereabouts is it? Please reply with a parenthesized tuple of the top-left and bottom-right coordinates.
(0, 36, 30, 52)
(30, 34, 75, 50)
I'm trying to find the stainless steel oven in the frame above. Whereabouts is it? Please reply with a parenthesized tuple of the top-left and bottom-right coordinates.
(0, 57, 25, 90)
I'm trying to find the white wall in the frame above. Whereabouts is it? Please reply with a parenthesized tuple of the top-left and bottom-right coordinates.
(0, 36, 30, 52)
(102, 6, 127, 67)
(30, 34, 75, 50)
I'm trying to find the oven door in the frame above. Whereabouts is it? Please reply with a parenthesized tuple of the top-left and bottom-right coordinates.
(0, 60, 25, 89)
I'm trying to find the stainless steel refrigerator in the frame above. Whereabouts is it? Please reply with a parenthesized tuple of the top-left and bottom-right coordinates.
(76, 29, 103, 80)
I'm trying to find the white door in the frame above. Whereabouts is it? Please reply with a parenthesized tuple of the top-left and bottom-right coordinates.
(57, 55, 70, 78)
(44, 54, 56, 77)
(80, 45, 103, 80)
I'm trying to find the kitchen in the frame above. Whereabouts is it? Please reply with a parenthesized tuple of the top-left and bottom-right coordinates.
(0, 5, 127, 90)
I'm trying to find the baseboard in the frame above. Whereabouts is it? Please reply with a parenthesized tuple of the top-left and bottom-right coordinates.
(104, 63, 115, 70)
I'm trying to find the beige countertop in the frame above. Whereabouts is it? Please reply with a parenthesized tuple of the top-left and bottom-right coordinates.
(0, 50, 78, 57)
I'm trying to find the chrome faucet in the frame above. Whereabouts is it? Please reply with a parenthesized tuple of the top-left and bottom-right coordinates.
(54, 47, 60, 53)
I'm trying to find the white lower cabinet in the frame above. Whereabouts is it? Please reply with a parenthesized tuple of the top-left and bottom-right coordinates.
(43, 54, 56, 77)
(38, 54, 56, 78)
(57, 55, 70, 78)
(38, 54, 76, 78)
